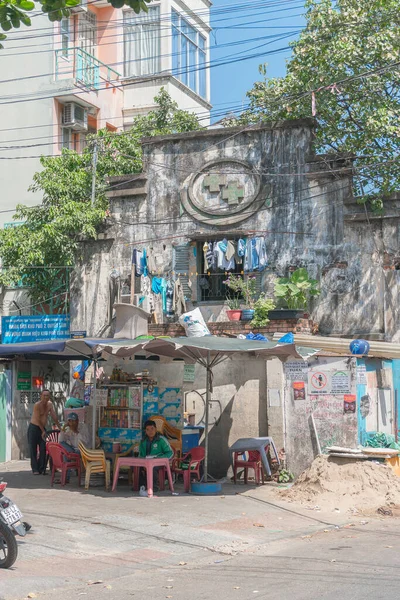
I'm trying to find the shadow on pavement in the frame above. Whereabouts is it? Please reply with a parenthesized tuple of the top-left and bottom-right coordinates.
(1, 462, 266, 499)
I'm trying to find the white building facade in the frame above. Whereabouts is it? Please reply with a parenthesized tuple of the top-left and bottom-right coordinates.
(0, 0, 211, 228)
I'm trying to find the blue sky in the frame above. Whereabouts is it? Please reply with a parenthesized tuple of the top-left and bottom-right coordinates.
(210, 1, 306, 120)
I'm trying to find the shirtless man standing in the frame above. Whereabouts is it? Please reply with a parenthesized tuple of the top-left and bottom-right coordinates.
(28, 389, 60, 474)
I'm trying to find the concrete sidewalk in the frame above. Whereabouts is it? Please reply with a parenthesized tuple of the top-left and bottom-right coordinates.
(0, 460, 382, 600)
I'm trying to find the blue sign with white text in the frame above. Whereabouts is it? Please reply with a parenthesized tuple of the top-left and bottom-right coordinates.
(1, 315, 70, 344)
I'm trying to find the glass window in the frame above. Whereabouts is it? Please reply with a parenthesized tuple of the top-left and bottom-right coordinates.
(124, 6, 161, 77)
(79, 12, 97, 57)
(199, 47, 206, 99)
(181, 35, 188, 86)
(172, 23, 180, 75)
(189, 41, 196, 91)
(60, 18, 70, 58)
(62, 128, 71, 150)
(170, 9, 207, 98)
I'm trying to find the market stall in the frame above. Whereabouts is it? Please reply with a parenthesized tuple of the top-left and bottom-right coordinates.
(0, 336, 318, 483)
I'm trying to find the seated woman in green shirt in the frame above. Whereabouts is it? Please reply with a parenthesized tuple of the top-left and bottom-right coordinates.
(138, 420, 174, 493)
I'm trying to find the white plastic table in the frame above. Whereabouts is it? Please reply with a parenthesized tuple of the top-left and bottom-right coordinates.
(229, 437, 280, 477)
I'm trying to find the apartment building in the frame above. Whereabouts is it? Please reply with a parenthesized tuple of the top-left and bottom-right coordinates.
(0, 0, 211, 227)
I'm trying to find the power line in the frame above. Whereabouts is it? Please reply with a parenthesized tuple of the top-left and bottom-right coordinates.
(0, 30, 298, 87)
(0, 42, 291, 106)
(1, 1, 302, 48)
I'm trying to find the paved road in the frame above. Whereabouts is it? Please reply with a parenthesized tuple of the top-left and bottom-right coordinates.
(2, 461, 400, 600)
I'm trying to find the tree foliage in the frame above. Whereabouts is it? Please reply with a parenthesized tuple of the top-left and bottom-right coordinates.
(0, 90, 200, 302)
(0, 0, 152, 47)
(233, 0, 400, 208)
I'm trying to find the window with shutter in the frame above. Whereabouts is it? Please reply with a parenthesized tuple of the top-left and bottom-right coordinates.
(173, 245, 191, 298)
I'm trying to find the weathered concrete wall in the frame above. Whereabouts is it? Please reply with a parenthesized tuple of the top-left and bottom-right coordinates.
(186, 355, 269, 478)
(71, 119, 362, 337)
(283, 356, 358, 476)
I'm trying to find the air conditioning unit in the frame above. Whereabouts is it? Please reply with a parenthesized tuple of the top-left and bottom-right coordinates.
(62, 102, 88, 132)
(71, 0, 88, 13)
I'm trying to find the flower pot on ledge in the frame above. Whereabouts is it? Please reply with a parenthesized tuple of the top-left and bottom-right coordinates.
(268, 309, 305, 320)
(226, 309, 242, 321)
(241, 309, 255, 321)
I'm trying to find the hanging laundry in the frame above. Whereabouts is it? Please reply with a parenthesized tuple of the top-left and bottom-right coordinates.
(141, 275, 151, 297)
(142, 248, 148, 277)
(217, 239, 235, 271)
(166, 280, 174, 317)
(236, 238, 246, 265)
(203, 242, 210, 270)
(255, 237, 268, 271)
(251, 238, 259, 271)
(244, 237, 268, 272)
(173, 277, 186, 316)
(132, 249, 143, 277)
(147, 247, 157, 274)
(244, 238, 252, 272)
(206, 241, 216, 271)
(139, 275, 153, 314)
(226, 240, 236, 262)
(151, 277, 167, 312)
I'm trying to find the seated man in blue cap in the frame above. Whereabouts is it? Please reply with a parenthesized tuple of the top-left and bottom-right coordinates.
(59, 412, 90, 455)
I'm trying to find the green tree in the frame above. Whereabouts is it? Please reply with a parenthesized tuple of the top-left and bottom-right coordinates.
(0, 0, 152, 47)
(234, 0, 400, 208)
(0, 90, 200, 303)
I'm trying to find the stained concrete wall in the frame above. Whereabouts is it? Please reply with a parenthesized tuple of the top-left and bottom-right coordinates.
(71, 119, 367, 338)
(283, 356, 358, 476)
(185, 355, 268, 478)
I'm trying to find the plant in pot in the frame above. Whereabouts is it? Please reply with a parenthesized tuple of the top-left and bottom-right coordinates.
(225, 294, 242, 321)
(250, 294, 276, 328)
(224, 274, 257, 321)
(271, 267, 320, 319)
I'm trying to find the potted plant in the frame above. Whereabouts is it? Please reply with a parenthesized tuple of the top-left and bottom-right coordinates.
(224, 275, 257, 321)
(225, 295, 242, 321)
(270, 267, 320, 319)
(250, 294, 276, 328)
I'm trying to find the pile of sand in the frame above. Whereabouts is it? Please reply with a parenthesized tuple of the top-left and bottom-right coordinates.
(281, 455, 400, 512)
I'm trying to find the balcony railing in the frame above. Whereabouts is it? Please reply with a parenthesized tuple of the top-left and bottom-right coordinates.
(55, 47, 120, 91)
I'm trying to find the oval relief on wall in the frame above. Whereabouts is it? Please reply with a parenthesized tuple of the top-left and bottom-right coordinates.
(181, 158, 267, 226)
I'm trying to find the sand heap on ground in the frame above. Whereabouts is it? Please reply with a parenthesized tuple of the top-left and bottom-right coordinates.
(281, 455, 400, 511)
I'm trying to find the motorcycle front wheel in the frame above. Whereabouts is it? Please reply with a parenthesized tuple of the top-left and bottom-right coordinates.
(0, 522, 18, 568)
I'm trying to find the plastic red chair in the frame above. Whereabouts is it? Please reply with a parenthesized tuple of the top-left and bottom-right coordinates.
(44, 430, 60, 474)
(233, 449, 267, 485)
(172, 446, 205, 492)
(47, 442, 81, 487)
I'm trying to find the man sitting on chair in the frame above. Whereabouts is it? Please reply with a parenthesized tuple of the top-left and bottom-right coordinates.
(139, 419, 174, 493)
(59, 412, 89, 454)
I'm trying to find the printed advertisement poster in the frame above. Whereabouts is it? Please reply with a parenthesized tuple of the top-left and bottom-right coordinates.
(293, 381, 306, 400)
(344, 394, 356, 413)
(285, 360, 308, 381)
(158, 387, 183, 427)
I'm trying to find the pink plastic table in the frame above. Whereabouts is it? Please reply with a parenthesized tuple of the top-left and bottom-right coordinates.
(112, 457, 174, 497)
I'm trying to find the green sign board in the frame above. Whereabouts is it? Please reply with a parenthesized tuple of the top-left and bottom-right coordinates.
(183, 364, 196, 383)
(17, 371, 31, 391)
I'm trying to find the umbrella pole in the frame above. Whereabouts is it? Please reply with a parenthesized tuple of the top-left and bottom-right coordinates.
(204, 350, 211, 483)
(91, 359, 97, 449)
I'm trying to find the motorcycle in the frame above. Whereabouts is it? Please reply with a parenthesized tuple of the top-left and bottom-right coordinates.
(0, 478, 28, 568)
